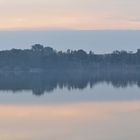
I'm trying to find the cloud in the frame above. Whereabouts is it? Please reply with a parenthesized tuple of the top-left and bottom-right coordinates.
(0, 0, 140, 29)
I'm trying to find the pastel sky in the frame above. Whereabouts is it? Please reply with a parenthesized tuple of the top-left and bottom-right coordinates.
(0, 0, 140, 30)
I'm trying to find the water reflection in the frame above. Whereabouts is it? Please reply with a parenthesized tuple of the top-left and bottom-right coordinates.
(0, 70, 140, 95)
(0, 71, 140, 140)
(0, 101, 140, 140)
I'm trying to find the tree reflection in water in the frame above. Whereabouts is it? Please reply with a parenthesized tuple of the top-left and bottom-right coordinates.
(0, 69, 140, 96)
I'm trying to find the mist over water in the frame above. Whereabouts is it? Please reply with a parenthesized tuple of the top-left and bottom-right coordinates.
(0, 30, 140, 53)
(0, 70, 140, 104)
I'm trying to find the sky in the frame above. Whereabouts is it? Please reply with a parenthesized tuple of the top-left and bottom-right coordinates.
(0, 0, 140, 30)
(0, 0, 140, 52)
(0, 30, 140, 53)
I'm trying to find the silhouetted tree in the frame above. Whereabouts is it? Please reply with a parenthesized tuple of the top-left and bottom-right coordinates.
(0, 44, 139, 72)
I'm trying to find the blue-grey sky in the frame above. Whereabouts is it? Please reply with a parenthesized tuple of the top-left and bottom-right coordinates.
(0, 30, 140, 53)
(0, 0, 140, 30)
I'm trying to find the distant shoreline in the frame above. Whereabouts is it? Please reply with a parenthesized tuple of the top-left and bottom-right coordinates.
(0, 44, 140, 72)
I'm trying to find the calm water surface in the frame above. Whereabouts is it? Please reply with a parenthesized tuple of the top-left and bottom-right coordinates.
(0, 83, 140, 140)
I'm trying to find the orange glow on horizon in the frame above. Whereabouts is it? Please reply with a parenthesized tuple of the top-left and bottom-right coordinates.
(0, 0, 140, 30)
(0, 13, 140, 30)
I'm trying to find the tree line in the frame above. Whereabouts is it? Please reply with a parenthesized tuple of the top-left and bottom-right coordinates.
(0, 44, 140, 72)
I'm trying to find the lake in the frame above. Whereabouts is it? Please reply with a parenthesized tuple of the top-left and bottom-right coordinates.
(0, 78, 140, 140)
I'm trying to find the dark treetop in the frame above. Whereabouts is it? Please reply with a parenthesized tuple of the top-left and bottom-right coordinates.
(0, 44, 140, 72)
